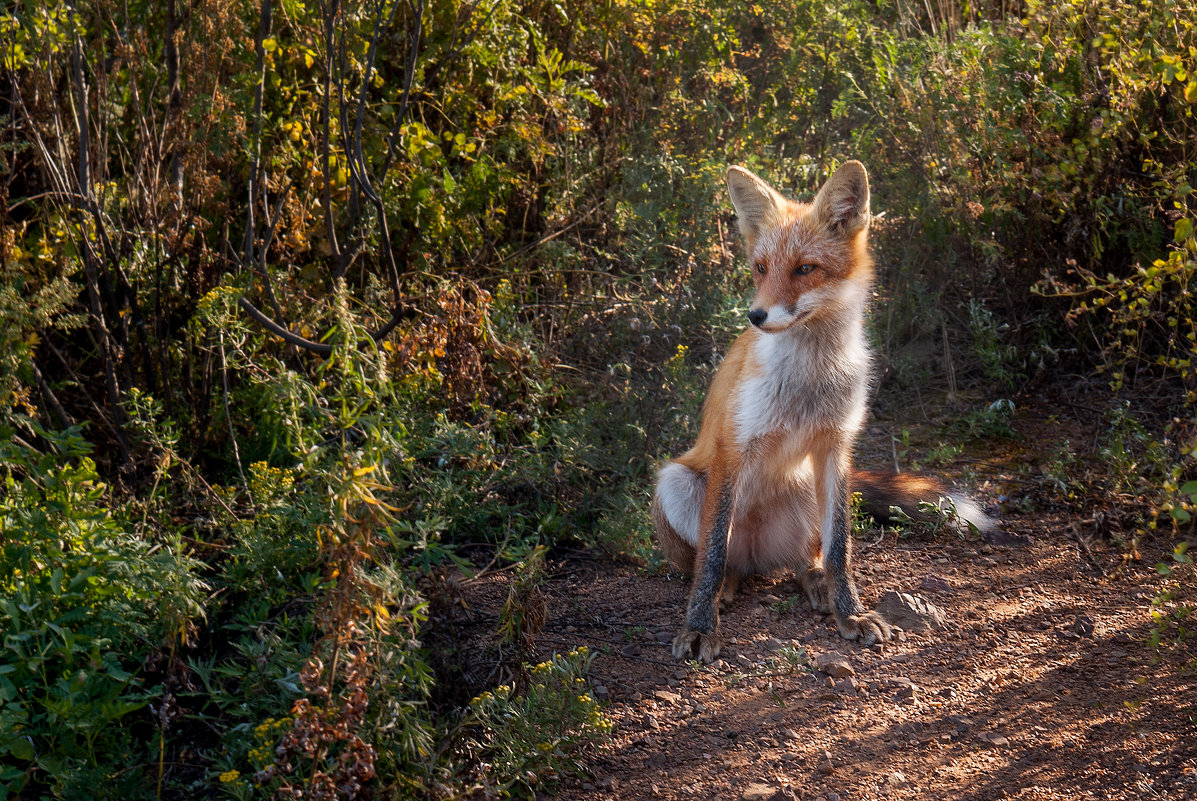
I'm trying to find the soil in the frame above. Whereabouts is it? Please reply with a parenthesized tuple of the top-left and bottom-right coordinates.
(449, 400, 1197, 801)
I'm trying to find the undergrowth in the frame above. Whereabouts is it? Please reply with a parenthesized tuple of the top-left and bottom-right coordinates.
(3, 0, 1196, 796)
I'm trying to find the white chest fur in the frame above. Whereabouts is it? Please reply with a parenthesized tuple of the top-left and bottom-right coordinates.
(733, 312, 871, 448)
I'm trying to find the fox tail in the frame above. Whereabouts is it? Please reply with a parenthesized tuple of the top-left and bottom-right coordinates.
(851, 469, 996, 535)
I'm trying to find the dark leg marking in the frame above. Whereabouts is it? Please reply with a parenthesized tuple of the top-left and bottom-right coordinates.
(824, 481, 864, 620)
(825, 472, 892, 645)
(686, 483, 733, 635)
(673, 480, 734, 662)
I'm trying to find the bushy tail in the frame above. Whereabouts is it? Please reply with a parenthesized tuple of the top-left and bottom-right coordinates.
(851, 469, 995, 535)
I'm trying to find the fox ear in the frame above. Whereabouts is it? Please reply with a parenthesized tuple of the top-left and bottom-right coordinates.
(812, 160, 870, 236)
(726, 166, 785, 244)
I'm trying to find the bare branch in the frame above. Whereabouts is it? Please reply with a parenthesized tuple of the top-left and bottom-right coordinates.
(243, 0, 274, 266)
(238, 296, 334, 356)
(238, 296, 408, 357)
(379, 0, 425, 183)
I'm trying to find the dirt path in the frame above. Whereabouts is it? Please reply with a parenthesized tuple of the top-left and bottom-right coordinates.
(541, 522, 1194, 801)
(455, 508, 1195, 801)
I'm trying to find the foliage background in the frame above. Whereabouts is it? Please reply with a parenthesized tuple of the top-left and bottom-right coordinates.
(1, 0, 1194, 797)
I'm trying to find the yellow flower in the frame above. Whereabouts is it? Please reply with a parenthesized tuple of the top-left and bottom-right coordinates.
(218, 770, 241, 783)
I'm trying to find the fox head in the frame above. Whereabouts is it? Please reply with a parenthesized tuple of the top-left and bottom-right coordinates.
(726, 161, 873, 333)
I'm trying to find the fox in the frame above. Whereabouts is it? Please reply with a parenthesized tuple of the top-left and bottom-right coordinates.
(653, 161, 993, 663)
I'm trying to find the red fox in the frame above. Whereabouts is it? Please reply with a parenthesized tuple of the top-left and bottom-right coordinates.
(653, 161, 993, 663)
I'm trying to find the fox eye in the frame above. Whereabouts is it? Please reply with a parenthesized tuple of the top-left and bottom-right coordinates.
(754, 262, 767, 275)
(794, 263, 817, 276)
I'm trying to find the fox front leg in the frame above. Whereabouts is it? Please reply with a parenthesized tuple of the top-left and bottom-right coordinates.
(820, 459, 892, 646)
(672, 477, 735, 663)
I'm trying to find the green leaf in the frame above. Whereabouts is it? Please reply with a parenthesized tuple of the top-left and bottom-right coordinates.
(1185, 80, 1197, 104)
(3, 735, 35, 761)
(1176, 217, 1194, 243)
(1180, 480, 1197, 497)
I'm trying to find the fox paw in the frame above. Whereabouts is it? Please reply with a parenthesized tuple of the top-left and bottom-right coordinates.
(718, 572, 742, 611)
(672, 629, 721, 663)
(835, 610, 892, 646)
(799, 567, 830, 613)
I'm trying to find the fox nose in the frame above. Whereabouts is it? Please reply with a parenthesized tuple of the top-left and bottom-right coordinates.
(747, 308, 767, 328)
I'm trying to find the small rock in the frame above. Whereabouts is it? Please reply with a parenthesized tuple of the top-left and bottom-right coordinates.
(891, 677, 919, 702)
(886, 770, 908, 786)
(817, 750, 836, 775)
(622, 643, 641, 657)
(653, 690, 681, 704)
(920, 574, 954, 592)
(814, 651, 855, 678)
(979, 557, 999, 567)
(737, 653, 756, 668)
(826, 792, 840, 801)
(763, 636, 786, 651)
(1072, 614, 1096, 638)
(876, 591, 947, 631)
(741, 781, 780, 801)
(781, 728, 801, 742)
(643, 714, 660, 730)
(978, 731, 1010, 748)
(592, 684, 609, 698)
(948, 714, 974, 730)
(598, 776, 615, 790)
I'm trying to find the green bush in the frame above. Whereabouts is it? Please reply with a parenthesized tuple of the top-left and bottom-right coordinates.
(460, 647, 612, 798)
(0, 428, 206, 800)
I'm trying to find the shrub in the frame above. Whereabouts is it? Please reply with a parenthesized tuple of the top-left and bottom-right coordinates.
(0, 427, 206, 800)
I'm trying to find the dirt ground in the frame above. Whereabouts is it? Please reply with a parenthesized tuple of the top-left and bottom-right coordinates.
(534, 528, 1196, 801)
(451, 403, 1197, 801)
